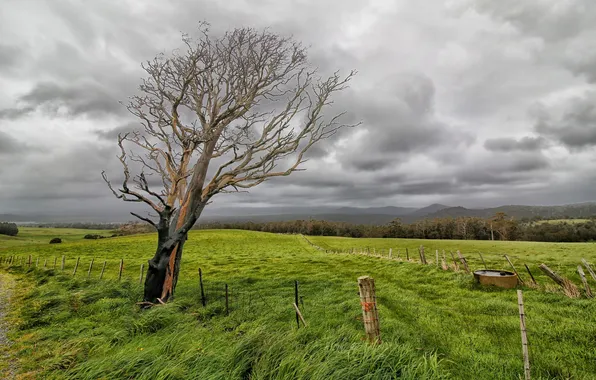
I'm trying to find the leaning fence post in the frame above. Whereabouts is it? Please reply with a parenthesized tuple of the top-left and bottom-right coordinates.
(358, 276, 381, 344)
(504, 254, 524, 285)
(517, 290, 531, 380)
(53, 257, 57, 269)
(72, 257, 80, 276)
(199, 268, 206, 306)
(524, 264, 537, 285)
(477, 252, 487, 269)
(406, 248, 409, 261)
(99, 261, 107, 280)
(87, 258, 94, 279)
(294, 280, 300, 328)
(43, 258, 47, 268)
(118, 259, 124, 281)
(577, 266, 593, 298)
(456, 250, 469, 273)
(581, 258, 596, 282)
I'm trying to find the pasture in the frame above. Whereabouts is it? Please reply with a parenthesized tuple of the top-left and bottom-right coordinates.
(0, 228, 595, 379)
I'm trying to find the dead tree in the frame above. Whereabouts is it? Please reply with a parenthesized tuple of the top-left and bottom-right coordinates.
(103, 24, 357, 303)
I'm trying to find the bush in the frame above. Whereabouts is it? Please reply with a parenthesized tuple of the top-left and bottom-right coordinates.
(83, 234, 106, 240)
(0, 222, 18, 236)
(49, 238, 62, 244)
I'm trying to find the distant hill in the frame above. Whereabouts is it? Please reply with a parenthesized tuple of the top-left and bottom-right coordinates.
(4, 202, 596, 225)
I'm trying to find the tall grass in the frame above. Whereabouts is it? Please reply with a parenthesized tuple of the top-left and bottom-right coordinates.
(1, 229, 595, 379)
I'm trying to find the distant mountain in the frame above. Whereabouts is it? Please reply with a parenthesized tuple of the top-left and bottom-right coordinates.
(4, 202, 596, 225)
(407, 203, 451, 216)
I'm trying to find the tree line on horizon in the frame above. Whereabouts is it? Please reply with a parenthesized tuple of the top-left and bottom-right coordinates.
(195, 213, 596, 243)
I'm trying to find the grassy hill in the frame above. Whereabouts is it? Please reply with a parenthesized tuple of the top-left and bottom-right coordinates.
(0, 229, 595, 379)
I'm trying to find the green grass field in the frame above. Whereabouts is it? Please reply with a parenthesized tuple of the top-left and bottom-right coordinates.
(1, 229, 595, 379)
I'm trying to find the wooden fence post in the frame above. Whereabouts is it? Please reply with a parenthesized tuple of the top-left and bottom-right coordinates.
(294, 280, 300, 328)
(539, 263, 580, 298)
(225, 284, 229, 316)
(53, 257, 57, 269)
(61, 255, 65, 271)
(36, 257, 39, 268)
(199, 268, 206, 306)
(517, 290, 531, 380)
(504, 255, 524, 284)
(435, 250, 439, 267)
(389, 248, 392, 259)
(358, 276, 381, 344)
(99, 261, 107, 280)
(456, 250, 469, 273)
(581, 259, 596, 282)
(577, 266, 593, 298)
(43, 258, 47, 268)
(87, 258, 94, 279)
(524, 264, 537, 285)
(406, 248, 409, 261)
(139, 264, 145, 284)
(449, 251, 459, 271)
(478, 252, 487, 270)
(28, 255, 31, 267)
(118, 259, 124, 281)
(419, 246, 427, 264)
(72, 257, 80, 276)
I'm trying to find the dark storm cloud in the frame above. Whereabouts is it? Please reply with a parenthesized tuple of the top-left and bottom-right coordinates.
(95, 122, 144, 141)
(534, 92, 596, 148)
(2, 0, 596, 218)
(338, 74, 474, 172)
(1, 81, 125, 119)
(484, 136, 546, 152)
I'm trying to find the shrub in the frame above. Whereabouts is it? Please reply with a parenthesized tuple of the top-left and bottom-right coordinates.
(0, 222, 19, 236)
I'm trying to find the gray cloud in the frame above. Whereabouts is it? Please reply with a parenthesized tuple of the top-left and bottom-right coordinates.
(1, 0, 596, 219)
(534, 91, 596, 148)
(1, 81, 125, 119)
(484, 136, 546, 152)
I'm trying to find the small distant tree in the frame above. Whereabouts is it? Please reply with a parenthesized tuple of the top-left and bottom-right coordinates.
(103, 24, 357, 304)
(0, 222, 18, 236)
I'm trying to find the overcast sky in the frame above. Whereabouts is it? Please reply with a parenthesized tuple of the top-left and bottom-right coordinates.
(1, 0, 596, 219)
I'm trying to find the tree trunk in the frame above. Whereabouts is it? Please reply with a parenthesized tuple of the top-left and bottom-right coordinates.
(143, 242, 177, 302)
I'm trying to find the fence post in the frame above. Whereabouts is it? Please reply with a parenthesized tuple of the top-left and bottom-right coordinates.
(449, 251, 459, 271)
(72, 257, 80, 276)
(36, 257, 39, 268)
(457, 250, 469, 273)
(199, 268, 206, 306)
(581, 259, 596, 282)
(53, 257, 57, 269)
(435, 250, 439, 267)
(28, 255, 31, 267)
(358, 276, 381, 344)
(406, 248, 409, 261)
(389, 248, 392, 259)
(99, 261, 107, 280)
(504, 255, 524, 284)
(577, 266, 593, 298)
(43, 258, 47, 268)
(61, 255, 65, 271)
(225, 284, 229, 316)
(524, 264, 537, 285)
(517, 290, 531, 380)
(294, 280, 300, 328)
(87, 258, 94, 279)
(419, 245, 427, 264)
(478, 252, 487, 270)
(139, 264, 145, 284)
(118, 259, 124, 281)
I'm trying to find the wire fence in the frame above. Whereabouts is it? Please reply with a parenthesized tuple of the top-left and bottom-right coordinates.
(1, 246, 594, 379)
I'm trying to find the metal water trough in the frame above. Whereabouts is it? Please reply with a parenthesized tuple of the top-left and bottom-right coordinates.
(473, 269, 518, 289)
